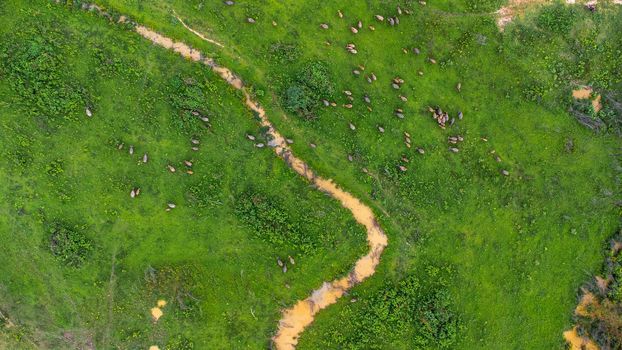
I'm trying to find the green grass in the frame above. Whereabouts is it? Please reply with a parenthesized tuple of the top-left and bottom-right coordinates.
(0, 2, 367, 349)
(1, 0, 621, 349)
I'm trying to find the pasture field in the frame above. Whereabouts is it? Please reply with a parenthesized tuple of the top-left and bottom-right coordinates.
(0, 0, 621, 349)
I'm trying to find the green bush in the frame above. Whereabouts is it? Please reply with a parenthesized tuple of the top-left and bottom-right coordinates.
(283, 84, 315, 118)
(536, 3, 577, 34)
(268, 41, 301, 63)
(300, 61, 334, 98)
(0, 26, 89, 122)
(282, 61, 334, 120)
(48, 221, 92, 267)
(316, 266, 462, 349)
(168, 76, 212, 134)
(234, 192, 314, 252)
(185, 174, 224, 211)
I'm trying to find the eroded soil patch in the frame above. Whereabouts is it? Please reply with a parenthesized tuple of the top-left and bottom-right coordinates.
(573, 86, 603, 112)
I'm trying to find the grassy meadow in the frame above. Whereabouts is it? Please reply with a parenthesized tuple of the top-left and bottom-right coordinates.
(0, 2, 367, 349)
(1, 0, 621, 349)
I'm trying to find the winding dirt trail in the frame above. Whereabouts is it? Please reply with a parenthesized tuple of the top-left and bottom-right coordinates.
(78, 4, 388, 349)
(171, 10, 225, 48)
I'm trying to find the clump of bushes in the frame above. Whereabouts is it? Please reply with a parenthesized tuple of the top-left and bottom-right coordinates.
(268, 41, 301, 63)
(168, 76, 213, 135)
(144, 264, 203, 319)
(46, 159, 64, 176)
(574, 231, 622, 348)
(536, 3, 577, 34)
(234, 191, 314, 252)
(0, 26, 89, 122)
(316, 266, 462, 349)
(165, 334, 194, 350)
(185, 174, 224, 211)
(282, 61, 334, 120)
(48, 221, 92, 267)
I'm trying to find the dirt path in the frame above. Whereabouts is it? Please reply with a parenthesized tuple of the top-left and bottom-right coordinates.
(172, 10, 225, 48)
(76, 4, 389, 349)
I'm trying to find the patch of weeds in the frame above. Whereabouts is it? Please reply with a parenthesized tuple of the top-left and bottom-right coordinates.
(314, 265, 462, 349)
(46, 159, 64, 177)
(92, 46, 141, 80)
(465, 0, 504, 13)
(268, 41, 301, 63)
(0, 24, 89, 122)
(168, 75, 213, 135)
(5, 149, 33, 170)
(282, 61, 335, 120)
(521, 80, 549, 103)
(536, 3, 578, 34)
(234, 191, 314, 252)
(48, 221, 93, 267)
(145, 264, 204, 319)
(165, 334, 194, 350)
(185, 174, 224, 211)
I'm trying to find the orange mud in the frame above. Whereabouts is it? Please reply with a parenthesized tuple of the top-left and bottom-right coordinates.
(575, 292, 596, 317)
(573, 87, 602, 112)
(564, 292, 601, 349)
(564, 327, 600, 350)
(150, 299, 167, 322)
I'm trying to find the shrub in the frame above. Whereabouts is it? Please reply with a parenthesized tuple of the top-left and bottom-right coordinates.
(283, 84, 315, 118)
(185, 174, 224, 211)
(282, 61, 335, 120)
(300, 61, 334, 99)
(48, 221, 92, 267)
(0, 26, 89, 122)
(317, 266, 462, 349)
(234, 191, 314, 252)
(536, 3, 577, 34)
(168, 76, 212, 135)
(268, 41, 301, 63)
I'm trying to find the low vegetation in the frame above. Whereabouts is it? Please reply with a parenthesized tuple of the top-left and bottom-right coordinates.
(0, 0, 620, 349)
(282, 61, 335, 120)
(48, 221, 93, 267)
(0, 2, 366, 349)
(573, 231, 622, 348)
(302, 266, 461, 349)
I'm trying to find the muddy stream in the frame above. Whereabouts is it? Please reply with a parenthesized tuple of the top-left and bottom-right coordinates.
(78, 5, 388, 349)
